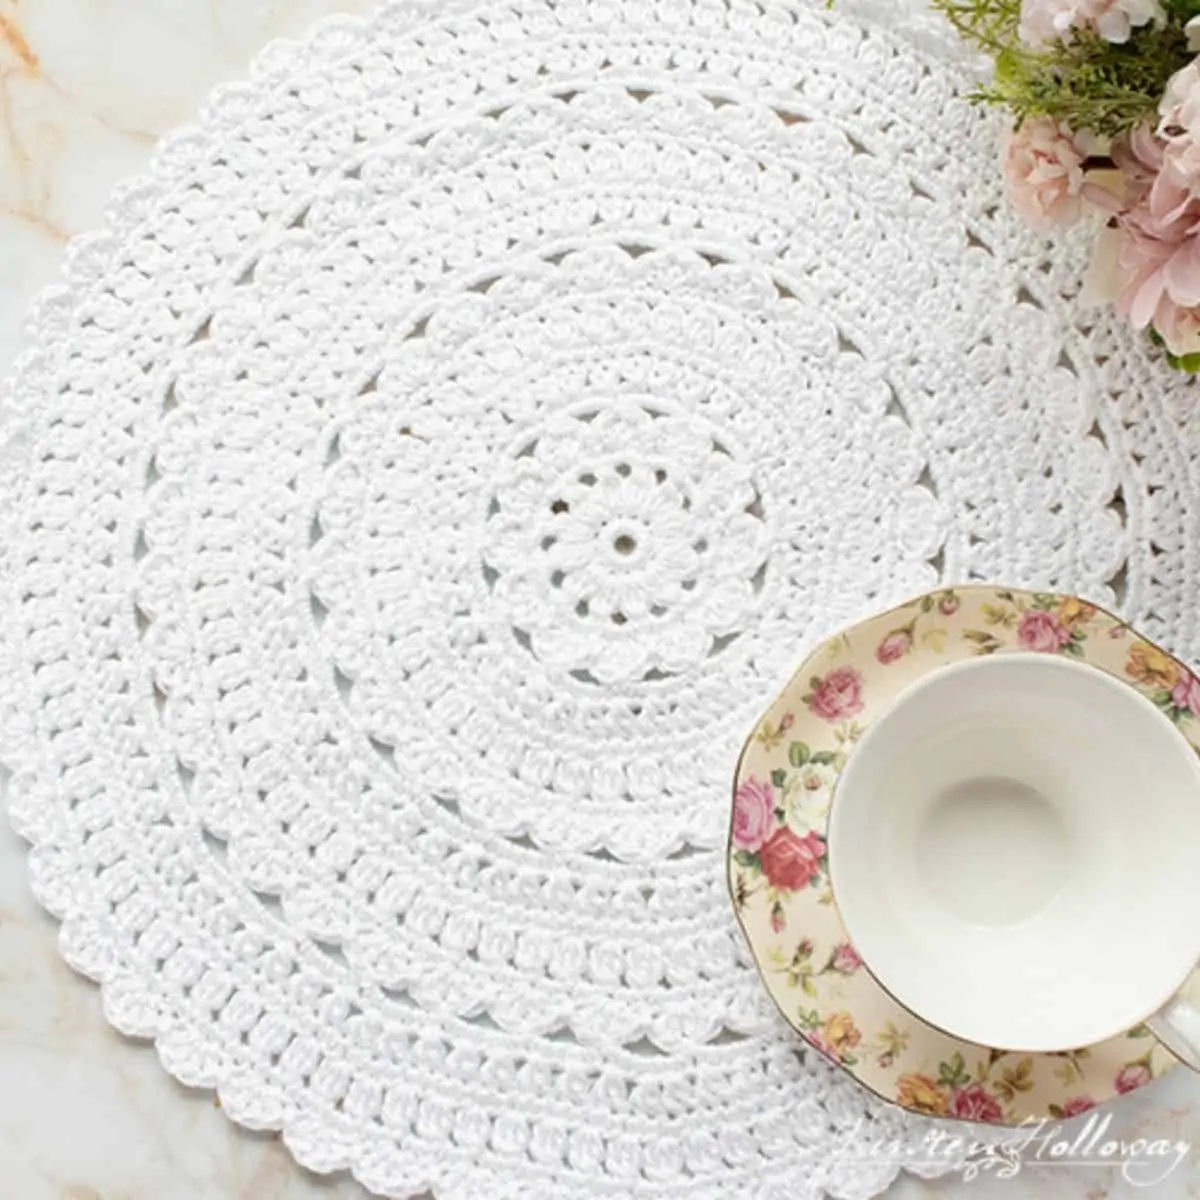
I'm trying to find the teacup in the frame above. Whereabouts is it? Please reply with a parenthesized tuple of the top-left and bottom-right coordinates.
(828, 652, 1200, 1063)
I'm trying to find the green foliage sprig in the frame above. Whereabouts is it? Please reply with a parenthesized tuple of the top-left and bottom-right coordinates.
(932, 0, 1196, 136)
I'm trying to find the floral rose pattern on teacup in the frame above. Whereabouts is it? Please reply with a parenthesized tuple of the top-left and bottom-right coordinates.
(1126, 641, 1179, 690)
(963, 590, 1092, 658)
(876, 625, 915, 664)
(1018, 609, 1072, 652)
(1115, 1059, 1154, 1094)
(1057, 597, 1096, 629)
(803, 666, 864, 721)
(817, 1011, 862, 1063)
(760, 827, 826, 891)
(754, 711, 794, 751)
(797, 1005, 864, 1066)
(829, 942, 863, 975)
(730, 585, 1193, 1124)
(732, 769, 828, 934)
(913, 1049, 1029, 1126)
(896, 1073, 950, 1116)
(1126, 642, 1200, 728)
(951, 1083, 1005, 1124)
(1172, 673, 1200, 719)
(731, 777, 776, 851)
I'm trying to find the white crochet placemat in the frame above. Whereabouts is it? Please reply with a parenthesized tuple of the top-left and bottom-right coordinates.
(1, 1, 1195, 1197)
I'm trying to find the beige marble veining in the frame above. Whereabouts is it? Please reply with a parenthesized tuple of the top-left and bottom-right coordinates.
(0, 0, 372, 372)
(0, 804, 376, 1198)
(0, 6, 374, 1197)
(0, 1, 1197, 1198)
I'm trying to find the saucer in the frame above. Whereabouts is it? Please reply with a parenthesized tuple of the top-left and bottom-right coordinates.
(728, 584, 1199, 1125)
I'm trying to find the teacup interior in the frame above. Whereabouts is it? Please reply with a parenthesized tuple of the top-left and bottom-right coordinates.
(829, 652, 1200, 1051)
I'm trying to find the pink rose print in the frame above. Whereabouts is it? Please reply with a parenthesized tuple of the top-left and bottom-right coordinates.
(938, 593, 960, 616)
(875, 629, 913, 665)
(759, 827, 826, 891)
(829, 942, 864, 974)
(732, 777, 776, 852)
(1115, 1063, 1152, 1094)
(806, 666, 864, 722)
(1018, 610, 1072, 653)
(770, 900, 786, 934)
(1171, 672, 1200, 719)
(805, 1031, 833, 1058)
(950, 1084, 1005, 1124)
(1061, 1096, 1097, 1117)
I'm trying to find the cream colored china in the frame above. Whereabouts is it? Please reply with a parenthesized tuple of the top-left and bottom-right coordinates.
(729, 586, 1200, 1124)
(829, 653, 1200, 1055)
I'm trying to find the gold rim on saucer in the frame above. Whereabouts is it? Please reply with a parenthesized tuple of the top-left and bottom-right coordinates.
(728, 584, 1197, 1125)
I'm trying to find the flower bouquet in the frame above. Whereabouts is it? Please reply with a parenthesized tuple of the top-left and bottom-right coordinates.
(934, 0, 1200, 369)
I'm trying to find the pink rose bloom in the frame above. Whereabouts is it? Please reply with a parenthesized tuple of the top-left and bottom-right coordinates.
(939, 594, 960, 616)
(830, 942, 864, 974)
(806, 666, 864, 722)
(1115, 1062, 1153, 1093)
(805, 1031, 833, 1059)
(1084, 125, 1200, 358)
(732, 777, 775, 851)
(1003, 117, 1087, 231)
(875, 629, 912, 665)
(1018, 610, 1073, 652)
(951, 1084, 1005, 1124)
(1171, 671, 1200, 715)
(1172, 671, 1200, 716)
(759, 827, 826, 891)
(1061, 1096, 1097, 1117)
(1019, 0, 1163, 47)
(1159, 60, 1200, 190)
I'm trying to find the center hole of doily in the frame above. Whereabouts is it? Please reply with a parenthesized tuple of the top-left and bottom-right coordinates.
(604, 519, 644, 563)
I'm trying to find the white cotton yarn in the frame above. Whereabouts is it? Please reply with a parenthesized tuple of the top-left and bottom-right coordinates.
(0, 1, 1194, 1196)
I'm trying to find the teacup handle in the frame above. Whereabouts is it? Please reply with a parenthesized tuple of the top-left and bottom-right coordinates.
(1146, 994, 1200, 1071)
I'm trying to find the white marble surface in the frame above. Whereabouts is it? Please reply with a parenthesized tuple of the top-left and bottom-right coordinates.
(0, 2, 1198, 1197)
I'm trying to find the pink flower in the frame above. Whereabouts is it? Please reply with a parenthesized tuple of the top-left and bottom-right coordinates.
(1018, 610, 1073, 652)
(1019, 0, 1163, 47)
(829, 942, 864, 974)
(806, 666, 864, 722)
(1116, 1062, 1152, 1093)
(876, 628, 913, 665)
(1159, 59, 1200, 191)
(1061, 1096, 1097, 1117)
(770, 900, 786, 934)
(759, 827, 826, 892)
(1003, 117, 1087, 231)
(732, 777, 776, 851)
(805, 1031, 833, 1058)
(1171, 671, 1200, 716)
(939, 593, 960, 616)
(1153, 299, 1200, 356)
(951, 1084, 1005, 1124)
(1083, 125, 1200, 358)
